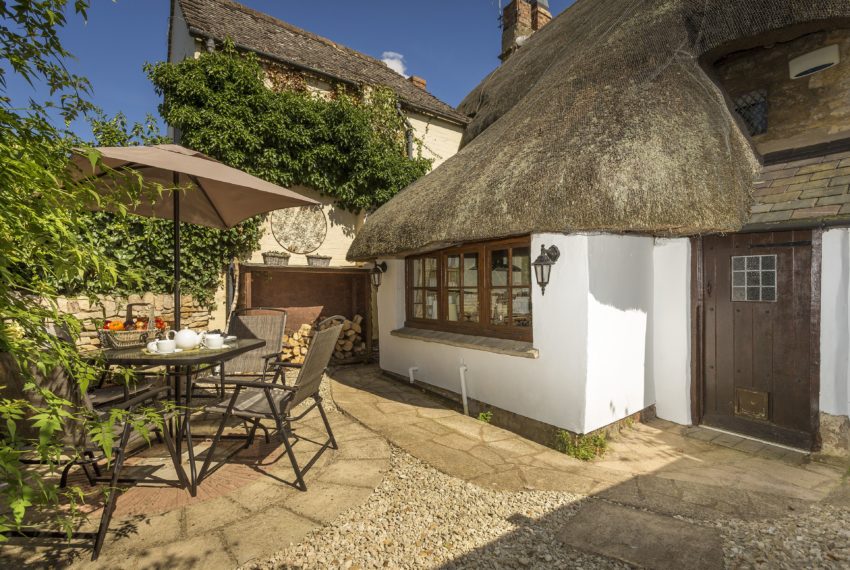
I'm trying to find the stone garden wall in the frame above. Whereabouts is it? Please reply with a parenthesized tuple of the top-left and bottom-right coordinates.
(58, 293, 212, 350)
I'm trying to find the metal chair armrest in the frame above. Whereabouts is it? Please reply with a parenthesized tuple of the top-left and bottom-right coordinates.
(270, 361, 302, 369)
(217, 378, 295, 391)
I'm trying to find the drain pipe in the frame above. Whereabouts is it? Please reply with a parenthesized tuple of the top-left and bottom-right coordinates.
(459, 364, 469, 416)
(396, 101, 415, 159)
(408, 366, 419, 385)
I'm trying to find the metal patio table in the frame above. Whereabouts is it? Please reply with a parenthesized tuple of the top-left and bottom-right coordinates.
(102, 338, 266, 496)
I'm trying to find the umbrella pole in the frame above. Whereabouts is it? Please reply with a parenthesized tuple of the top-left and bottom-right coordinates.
(173, 172, 181, 330)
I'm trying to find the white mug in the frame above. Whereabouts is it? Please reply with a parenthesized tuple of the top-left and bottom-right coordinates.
(146, 341, 158, 353)
(156, 339, 176, 354)
(202, 333, 224, 349)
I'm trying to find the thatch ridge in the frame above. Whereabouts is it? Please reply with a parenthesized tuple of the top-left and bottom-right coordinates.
(349, 0, 850, 261)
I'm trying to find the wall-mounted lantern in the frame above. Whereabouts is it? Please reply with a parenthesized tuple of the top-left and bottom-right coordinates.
(370, 262, 388, 288)
(532, 245, 560, 295)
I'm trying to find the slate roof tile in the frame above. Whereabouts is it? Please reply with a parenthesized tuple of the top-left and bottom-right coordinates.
(746, 143, 850, 230)
(175, 0, 469, 125)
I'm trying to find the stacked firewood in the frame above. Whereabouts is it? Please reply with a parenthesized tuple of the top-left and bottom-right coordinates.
(281, 323, 313, 364)
(281, 315, 367, 363)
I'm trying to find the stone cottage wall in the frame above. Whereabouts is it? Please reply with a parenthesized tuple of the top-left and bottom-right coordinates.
(714, 28, 850, 154)
(58, 293, 212, 350)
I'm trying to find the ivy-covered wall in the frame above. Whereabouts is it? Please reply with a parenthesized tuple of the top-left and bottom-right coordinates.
(61, 43, 433, 308)
(146, 42, 433, 213)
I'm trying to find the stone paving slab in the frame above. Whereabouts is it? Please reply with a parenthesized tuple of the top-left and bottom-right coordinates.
(596, 473, 811, 521)
(330, 365, 846, 519)
(558, 501, 724, 570)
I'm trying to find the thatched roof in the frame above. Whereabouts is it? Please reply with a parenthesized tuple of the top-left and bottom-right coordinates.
(349, 0, 850, 261)
(174, 0, 469, 125)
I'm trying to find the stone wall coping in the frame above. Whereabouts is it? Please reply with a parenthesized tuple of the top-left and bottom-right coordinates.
(390, 327, 539, 359)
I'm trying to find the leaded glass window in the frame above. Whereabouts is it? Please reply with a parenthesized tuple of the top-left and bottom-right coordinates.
(732, 255, 776, 302)
(733, 89, 768, 136)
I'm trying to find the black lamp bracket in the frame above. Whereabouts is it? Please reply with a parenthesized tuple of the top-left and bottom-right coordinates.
(542, 245, 560, 262)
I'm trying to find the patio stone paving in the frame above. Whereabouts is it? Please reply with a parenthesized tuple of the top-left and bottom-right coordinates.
(330, 365, 844, 510)
(1, 399, 391, 569)
(4, 365, 848, 568)
(327, 365, 850, 568)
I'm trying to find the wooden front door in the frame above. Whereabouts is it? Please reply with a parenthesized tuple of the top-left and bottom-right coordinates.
(700, 231, 819, 449)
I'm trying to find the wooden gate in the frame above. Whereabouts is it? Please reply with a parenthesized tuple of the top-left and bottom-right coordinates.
(698, 231, 820, 449)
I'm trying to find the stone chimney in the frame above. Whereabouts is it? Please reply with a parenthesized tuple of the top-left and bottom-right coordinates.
(408, 75, 427, 90)
(500, 0, 551, 62)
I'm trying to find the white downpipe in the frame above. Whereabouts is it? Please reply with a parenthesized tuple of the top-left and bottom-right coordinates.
(408, 366, 419, 385)
(459, 364, 469, 416)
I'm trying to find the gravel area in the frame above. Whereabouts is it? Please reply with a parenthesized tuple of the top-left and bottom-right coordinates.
(258, 374, 850, 569)
(719, 503, 850, 569)
(241, 446, 625, 570)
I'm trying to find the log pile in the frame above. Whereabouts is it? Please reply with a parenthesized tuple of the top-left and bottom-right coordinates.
(281, 314, 367, 364)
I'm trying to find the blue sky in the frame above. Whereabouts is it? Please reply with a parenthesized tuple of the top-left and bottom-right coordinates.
(7, 0, 574, 140)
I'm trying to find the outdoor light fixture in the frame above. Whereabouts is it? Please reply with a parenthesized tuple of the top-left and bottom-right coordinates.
(532, 245, 560, 295)
(371, 261, 388, 288)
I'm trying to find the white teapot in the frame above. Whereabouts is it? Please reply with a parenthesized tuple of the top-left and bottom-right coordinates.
(166, 327, 202, 350)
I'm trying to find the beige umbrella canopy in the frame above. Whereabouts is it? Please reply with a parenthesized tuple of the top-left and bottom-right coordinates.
(71, 144, 317, 327)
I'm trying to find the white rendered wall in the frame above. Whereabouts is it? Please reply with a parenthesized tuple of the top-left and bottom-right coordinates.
(168, 2, 198, 63)
(250, 185, 364, 268)
(376, 232, 694, 434)
(650, 238, 692, 425)
(820, 228, 850, 417)
(378, 234, 590, 433)
(584, 235, 654, 432)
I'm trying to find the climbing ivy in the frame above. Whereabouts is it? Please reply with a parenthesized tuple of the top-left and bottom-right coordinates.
(145, 41, 432, 213)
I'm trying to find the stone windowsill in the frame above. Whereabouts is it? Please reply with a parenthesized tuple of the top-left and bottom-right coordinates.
(390, 327, 539, 359)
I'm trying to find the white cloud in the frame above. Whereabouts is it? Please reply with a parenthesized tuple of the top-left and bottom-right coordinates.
(381, 51, 408, 78)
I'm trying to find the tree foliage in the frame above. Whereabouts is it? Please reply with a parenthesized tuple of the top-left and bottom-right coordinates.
(0, 0, 152, 539)
(145, 42, 432, 212)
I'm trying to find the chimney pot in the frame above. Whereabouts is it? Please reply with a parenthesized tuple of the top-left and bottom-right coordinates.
(408, 75, 427, 90)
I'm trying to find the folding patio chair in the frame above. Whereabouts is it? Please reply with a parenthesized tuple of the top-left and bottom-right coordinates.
(198, 319, 343, 491)
(1, 352, 185, 561)
(193, 307, 288, 398)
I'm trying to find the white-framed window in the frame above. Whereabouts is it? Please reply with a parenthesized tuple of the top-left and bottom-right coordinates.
(732, 255, 777, 302)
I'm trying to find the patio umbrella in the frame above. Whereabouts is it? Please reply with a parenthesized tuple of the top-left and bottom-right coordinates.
(71, 144, 317, 328)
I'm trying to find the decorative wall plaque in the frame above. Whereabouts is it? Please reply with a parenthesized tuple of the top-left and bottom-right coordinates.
(270, 205, 327, 255)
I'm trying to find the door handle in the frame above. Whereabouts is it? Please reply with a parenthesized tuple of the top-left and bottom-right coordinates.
(706, 281, 712, 297)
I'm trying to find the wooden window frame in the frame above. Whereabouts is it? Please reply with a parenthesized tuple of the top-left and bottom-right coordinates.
(404, 237, 533, 342)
